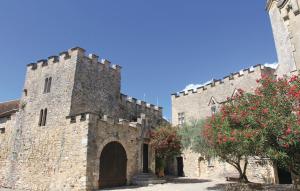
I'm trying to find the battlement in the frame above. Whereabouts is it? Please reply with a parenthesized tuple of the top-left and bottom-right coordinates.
(171, 64, 275, 99)
(267, 0, 300, 18)
(120, 93, 162, 113)
(26, 47, 122, 73)
(66, 112, 142, 129)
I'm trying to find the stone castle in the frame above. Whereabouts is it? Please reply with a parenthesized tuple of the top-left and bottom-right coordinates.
(0, 47, 165, 190)
(0, 0, 299, 190)
(171, 0, 300, 184)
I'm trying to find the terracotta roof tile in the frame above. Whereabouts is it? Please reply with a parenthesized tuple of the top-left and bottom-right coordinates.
(0, 100, 19, 117)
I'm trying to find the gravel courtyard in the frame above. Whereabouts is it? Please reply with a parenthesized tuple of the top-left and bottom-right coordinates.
(0, 177, 294, 191)
(101, 178, 295, 191)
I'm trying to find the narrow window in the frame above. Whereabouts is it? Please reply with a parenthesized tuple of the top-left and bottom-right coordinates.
(211, 105, 217, 115)
(44, 78, 48, 93)
(178, 112, 185, 127)
(0, 128, 5, 134)
(38, 109, 44, 126)
(42, 108, 47, 126)
(47, 77, 52, 93)
(207, 157, 214, 167)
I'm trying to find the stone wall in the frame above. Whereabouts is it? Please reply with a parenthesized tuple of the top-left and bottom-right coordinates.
(119, 94, 163, 128)
(172, 65, 274, 125)
(181, 149, 275, 183)
(86, 114, 140, 190)
(70, 53, 121, 118)
(0, 113, 17, 189)
(0, 112, 89, 191)
(267, 0, 300, 77)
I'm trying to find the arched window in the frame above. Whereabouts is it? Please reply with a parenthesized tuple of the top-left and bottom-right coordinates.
(209, 97, 218, 115)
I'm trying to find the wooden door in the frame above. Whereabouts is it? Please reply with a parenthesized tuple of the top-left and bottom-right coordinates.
(99, 142, 127, 188)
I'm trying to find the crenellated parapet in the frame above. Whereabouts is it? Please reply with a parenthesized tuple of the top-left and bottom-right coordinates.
(26, 46, 122, 74)
(267, 0, 299, 18)
(120, 93, 162, 114)
(172, 64, 275, 99)
(66, 112, 142, 129)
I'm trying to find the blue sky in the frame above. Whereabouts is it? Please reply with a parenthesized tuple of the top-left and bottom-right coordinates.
(0, 1, 277, 120)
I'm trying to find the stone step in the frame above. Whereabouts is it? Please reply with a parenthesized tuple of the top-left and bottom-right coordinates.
(132, 173, 166, 186)
(133, 173, 157, 178)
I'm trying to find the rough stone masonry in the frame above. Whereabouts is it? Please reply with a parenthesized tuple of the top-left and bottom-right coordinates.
(0, 47, 164, 191)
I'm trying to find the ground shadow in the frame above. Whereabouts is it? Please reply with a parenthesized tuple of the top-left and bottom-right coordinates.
(100, 185, 145, 190)
(206, 183, 227, 190)
(206, 183, 295, 191)
(100, 177, 212, 190)
(165, 177, 211, 184)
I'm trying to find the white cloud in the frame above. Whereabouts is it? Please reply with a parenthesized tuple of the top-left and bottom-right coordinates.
(263, 62, 278, 69)
(182, 79, 213, 92)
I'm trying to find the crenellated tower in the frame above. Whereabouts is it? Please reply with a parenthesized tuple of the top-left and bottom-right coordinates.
(4, 47, 163, 190)
(267, 0, 300, 77)
(23, 47, 122, 127)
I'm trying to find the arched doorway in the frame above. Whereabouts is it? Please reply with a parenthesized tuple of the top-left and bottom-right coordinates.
(99, 141, 127, 188)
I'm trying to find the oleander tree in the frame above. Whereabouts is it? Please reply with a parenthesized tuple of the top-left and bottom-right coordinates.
(246, 75, 300, 181)
(150, 124, 182, 171)
(203, 75, 300, 184)
(203, 89, 262, 182)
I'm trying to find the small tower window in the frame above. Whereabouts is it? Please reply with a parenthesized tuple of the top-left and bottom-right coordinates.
(209, 97, 218, 115)
(43, 77, 52, 93)
(178, 112, 185, 127)
(211, 105, 217, 115)
(42, 108, 47, 126)
(44, 78, 48, 93)
(38, 109, 43, 126)
(0, 128, 5, 134)
(47, 77, 52, 93)
(38, 108, 48, 126)
(207, 157, 214, 167)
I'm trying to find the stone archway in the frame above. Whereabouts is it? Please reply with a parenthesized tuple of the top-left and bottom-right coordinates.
(99, 141, 127, 189)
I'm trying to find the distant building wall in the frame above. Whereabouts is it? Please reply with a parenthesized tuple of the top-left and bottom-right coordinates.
(172, 65, 274, 125)
(171, 65, 276, 183)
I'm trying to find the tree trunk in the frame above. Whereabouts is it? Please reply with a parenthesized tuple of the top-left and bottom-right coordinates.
(291, 154, 300, 190)
(227, 158, 249, 183)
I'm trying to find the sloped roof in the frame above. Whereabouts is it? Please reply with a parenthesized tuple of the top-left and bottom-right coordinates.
(0, 100, 19, 118)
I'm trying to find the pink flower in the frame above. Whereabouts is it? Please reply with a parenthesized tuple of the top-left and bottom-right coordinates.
(289, 75, 298, 82)
(262, 108, 269, 114)
(286, 127, 292, 135)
